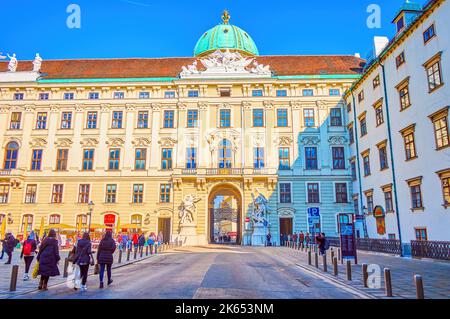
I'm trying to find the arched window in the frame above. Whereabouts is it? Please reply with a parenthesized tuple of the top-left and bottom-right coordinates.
(21, 214, 33, 232)
(4, 142, 19, 169)
(49, 214, 61, 225)
(218, 139, 232, 168)
(131, 214, 142, 228)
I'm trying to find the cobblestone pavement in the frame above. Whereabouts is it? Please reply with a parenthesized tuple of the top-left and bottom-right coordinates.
(12, 246, 366, 299)
(0, 244, 170, 298)
(274, 245, 450, 299)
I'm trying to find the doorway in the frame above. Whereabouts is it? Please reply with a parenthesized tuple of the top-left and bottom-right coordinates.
(280, 218, 293, 237)
(208, 184, 242, 245)
(158, 218, 171, 243)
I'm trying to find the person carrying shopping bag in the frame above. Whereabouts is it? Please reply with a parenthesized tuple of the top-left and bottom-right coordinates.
(73, 232, 94, 291)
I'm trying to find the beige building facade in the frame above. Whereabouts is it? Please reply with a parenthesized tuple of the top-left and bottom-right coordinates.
(0, 13, 364, 245)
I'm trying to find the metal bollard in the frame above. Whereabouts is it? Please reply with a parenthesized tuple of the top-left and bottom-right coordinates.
(118, 250, 122, 264)
(333, 257, 338, 276)
(346, 260, 352, 281)
(63, 258, 69, 278)
(338, 248, 342, 263)
(140, 247, 143, 258)
(134, 248, 138, 259)
(127, 249, 131, 261)
(384, 268, 393, 297)
(330, 250, 335, 263)
(322, 254, 327, 272)
(362, 264, 368, 288)
(308, 251, 312, 265)
(414, 275, 425, 299)
(146, 246, 149, 256)
(10, 265, 19, 292)
(314, 252, 319, 268)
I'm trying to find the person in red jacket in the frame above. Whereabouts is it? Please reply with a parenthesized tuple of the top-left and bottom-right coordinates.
(132, 233, 139, 252)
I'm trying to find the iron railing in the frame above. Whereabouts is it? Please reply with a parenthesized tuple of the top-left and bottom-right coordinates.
(205, 168, 243, 175)
(411, 240, 450, 260)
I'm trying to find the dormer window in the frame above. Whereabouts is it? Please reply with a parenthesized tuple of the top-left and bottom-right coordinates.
(396, 16, 405, 33)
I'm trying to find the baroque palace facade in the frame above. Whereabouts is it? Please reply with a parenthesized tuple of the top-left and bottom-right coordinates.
(0, 12, 364, 245)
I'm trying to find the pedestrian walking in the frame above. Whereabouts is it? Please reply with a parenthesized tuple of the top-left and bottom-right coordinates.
(138, 233, 145, 254)
(147, 233, 155, 254)
(266, 232, 272, 246)
(132, 233, 139, 251)
(20, 231, 38, 280)
(36, 229, 60, 291)
(316, 232, 329, 255)
(73, 232, 94, 291)
(305, 232, 311, 248)
(299, 231, 305, 248)
(97, 231, 116, 288)
(292, 232, 298, 244)
(3, 232, 17, 264)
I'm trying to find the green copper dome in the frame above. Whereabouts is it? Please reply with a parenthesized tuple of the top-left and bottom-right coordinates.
(194, 11, 259, 57)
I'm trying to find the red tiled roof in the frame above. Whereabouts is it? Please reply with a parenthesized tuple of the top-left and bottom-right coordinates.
(0, 55, 365, 79)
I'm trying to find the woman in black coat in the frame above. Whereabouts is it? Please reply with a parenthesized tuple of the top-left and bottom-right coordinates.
(96, 231, 116, 288)
(36, 229, 60, 290)
(73, 232, 93, 291)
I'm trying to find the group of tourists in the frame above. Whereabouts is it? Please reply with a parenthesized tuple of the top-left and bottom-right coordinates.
(279, 231, 330, 255)
(117, 231, 164, 254)
(0, 228, 165, 292)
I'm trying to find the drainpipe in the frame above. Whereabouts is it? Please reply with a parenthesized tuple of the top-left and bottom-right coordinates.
(350, 90, 368, 238)
(379, 61, 404, 257)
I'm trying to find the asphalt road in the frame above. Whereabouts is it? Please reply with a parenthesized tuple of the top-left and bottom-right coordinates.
(15, 245, 362, 299)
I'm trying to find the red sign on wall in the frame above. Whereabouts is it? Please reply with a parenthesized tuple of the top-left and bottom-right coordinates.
(104, 214, 116, 225)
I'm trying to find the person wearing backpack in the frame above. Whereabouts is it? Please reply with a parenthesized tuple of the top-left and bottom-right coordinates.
(4, 232, 16, 264)
(20, 231, 37, 281)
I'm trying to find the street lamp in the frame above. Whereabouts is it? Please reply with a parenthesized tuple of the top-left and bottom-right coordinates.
(87, 200, 95, 232)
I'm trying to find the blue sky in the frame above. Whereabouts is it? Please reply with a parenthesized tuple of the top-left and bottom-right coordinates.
(0, 0, 427, 60)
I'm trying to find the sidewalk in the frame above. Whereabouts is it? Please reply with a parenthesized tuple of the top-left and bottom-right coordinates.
(0, 243, 175, 298)
(275, 245, 450, 299)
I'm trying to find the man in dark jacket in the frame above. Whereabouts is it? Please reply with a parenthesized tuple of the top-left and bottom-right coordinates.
(4, 233, 17, 264)
(97, 231, 116, 288)
(138, 233, 145, 254)
(37, 229, 60, 290)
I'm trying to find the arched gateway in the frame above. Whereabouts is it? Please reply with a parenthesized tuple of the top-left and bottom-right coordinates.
(208, 184, 242, 245)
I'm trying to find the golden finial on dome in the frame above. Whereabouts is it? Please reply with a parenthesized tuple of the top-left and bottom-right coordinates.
(222, 10, 230, 24)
